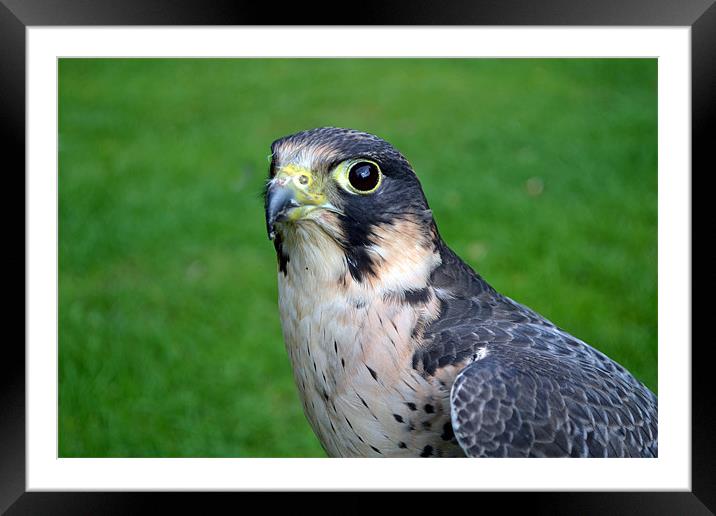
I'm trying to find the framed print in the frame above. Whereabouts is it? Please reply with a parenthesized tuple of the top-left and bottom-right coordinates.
(4, 0, 713, 512)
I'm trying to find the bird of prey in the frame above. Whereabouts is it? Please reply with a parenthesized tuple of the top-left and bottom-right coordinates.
(264, 127, 657, 458)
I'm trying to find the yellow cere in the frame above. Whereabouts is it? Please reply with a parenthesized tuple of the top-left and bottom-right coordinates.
(276, 164, 329, 220)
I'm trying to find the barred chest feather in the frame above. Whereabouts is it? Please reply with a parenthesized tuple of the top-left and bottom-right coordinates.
(276, 221, 465, 457)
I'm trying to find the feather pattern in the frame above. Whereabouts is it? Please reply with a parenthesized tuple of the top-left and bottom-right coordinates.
(419, 243, 658, 457)
(266, 127, 658, 458)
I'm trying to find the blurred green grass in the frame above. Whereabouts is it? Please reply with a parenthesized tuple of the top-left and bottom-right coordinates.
(58, 58, 657, 457)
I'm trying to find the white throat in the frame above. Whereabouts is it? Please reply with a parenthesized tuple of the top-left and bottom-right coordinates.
(273, 217, 453, 457)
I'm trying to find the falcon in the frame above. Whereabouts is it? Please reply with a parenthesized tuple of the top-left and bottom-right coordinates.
(264, 127, 657, 458)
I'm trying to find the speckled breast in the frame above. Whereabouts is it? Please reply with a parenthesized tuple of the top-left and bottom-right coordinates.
(277, 273, 464, 458)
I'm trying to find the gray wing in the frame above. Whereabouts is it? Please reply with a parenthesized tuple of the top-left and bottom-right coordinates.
(447, 324, 658, 458)
(417, 243, 657, 457)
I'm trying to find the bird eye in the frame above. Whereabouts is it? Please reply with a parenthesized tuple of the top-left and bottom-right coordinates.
(347, 161, 381, 193)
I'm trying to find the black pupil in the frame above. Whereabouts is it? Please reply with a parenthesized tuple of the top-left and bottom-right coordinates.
(348, 162, 379, 191)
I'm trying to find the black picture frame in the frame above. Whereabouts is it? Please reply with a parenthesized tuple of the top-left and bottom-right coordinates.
(4, 0, 712, 513)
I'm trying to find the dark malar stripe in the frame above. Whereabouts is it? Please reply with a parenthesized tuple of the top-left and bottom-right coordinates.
(273, 233, 289, 275)
(338, 214, 380, 283)
(344, 247, 376, 283)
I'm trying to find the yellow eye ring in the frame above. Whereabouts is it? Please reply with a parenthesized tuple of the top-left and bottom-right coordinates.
(333, 159, 383, 195)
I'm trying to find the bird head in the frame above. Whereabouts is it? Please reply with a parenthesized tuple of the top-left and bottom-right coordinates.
(264, 127, 440, 285)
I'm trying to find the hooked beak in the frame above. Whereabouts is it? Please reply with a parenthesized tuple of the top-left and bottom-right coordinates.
(264, 166, 341, 240)
(265, 182, 300, 240)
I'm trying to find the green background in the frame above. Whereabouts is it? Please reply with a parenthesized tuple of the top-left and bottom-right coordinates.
(58, 59, 657, 457)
